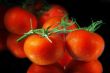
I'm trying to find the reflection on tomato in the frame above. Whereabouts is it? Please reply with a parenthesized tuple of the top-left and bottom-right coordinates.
(27, 63, 64, 73)
(65, 60, 103, 73)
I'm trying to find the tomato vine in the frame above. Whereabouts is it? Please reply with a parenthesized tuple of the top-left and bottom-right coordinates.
(17, 15, 103, 43)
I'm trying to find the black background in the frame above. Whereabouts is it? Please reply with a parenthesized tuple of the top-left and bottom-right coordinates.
(0, 0, 110, 73)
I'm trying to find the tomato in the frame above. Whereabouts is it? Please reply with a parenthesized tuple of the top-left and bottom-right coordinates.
(4, 7, 38, 35)
(0, 30, 8, 51)
(58, 50, 72, 69)
(66, 30, 105, 61)
(39, 4, 67, 25)
(27, 63, 64, 73)
(7, 34, 26, 58)
(65, 60, 103, 73)
(24, 33, 64, 65)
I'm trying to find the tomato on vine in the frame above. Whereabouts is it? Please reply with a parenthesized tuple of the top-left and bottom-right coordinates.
(66, 21, 105, 61)
(17, 15, 104, 65)
(23, 33, 64, 65)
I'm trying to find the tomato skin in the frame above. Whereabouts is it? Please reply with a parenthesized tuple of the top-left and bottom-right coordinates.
(24, 34, 64, 65)
(39, 4, 67, 25)
(4, 7, 38, 35)
(27, 63, 64, 73)
(66, 30, 105, 61)
(65, 60, 103, 73)
(7, 34, 26, 58)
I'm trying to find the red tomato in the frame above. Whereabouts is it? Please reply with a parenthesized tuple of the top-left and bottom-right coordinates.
(27, 63, 64, 73)
(7, 34, 26, 58)
(0, 30, 8, 51)
(4, 7, 38, 35)
(24, 34, 64, 65)
(66, 30, 105, 61)
(39, 4, 67, 25)
(65, 60, 103, 73)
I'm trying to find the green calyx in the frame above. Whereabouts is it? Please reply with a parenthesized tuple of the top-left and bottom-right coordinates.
(17, 19, 52, 43)
(50, 15, 76, 33)
(17, 28, 52, 43)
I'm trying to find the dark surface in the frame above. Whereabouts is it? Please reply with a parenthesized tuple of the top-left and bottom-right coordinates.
(0, 0, 110, 73)
(0, 51, 31, 73)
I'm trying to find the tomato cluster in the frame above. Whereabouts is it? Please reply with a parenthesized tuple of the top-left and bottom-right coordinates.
(0, 1, 105, 73)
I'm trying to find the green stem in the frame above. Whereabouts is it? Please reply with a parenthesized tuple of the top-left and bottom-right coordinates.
(71, 18, 80, 28)
(17, 30, 34, 42)
(87, 20, 103, 32)
(44, 34, 52, 43)
(17, 28, 52, 43)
